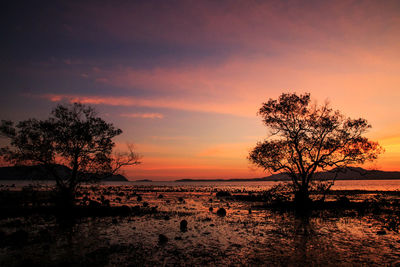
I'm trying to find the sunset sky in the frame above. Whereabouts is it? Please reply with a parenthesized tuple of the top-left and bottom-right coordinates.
(1, 0, 399, 180)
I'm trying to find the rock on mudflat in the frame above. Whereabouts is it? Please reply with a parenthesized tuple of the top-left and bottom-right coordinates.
(217, 208, 227, 217)
(180, 220, 188, 232)
(158, 234, 168, 244)
(377, 230, 387, 235)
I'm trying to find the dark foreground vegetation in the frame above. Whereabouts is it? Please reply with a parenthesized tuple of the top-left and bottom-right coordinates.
(1, 183, 400, 266)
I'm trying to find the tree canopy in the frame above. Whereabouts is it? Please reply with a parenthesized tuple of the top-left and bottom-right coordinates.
(0, 103, 140, 204)
(249, 93, 383, 204)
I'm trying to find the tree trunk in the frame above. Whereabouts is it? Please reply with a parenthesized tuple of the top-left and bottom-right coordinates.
(56, 186, 75, 208)
(294, 187, 311, 211)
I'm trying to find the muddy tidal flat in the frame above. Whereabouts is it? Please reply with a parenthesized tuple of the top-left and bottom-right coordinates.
(1, 182, 400, 266)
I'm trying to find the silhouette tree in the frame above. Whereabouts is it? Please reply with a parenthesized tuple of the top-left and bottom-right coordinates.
(249, 93, 383, 208)
(0, 103, 140, 206)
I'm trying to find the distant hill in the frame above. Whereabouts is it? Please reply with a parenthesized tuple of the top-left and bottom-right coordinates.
(0, 165, 128, 182)
(175, 167, 400, 182)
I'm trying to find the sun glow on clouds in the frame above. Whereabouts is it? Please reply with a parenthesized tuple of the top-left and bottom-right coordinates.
(4, 0, 400, 179)
(370, 134, 400, 171)
(120, 156, 265, 180)
(197, 143, 251, 159)
(113, 141, 264, 180)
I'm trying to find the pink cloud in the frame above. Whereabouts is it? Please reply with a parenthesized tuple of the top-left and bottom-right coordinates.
(150, 136, 194, 141)
(37, 38, 400, 124)
(120, 113, 164, 119)
(41, 94, 135, 106)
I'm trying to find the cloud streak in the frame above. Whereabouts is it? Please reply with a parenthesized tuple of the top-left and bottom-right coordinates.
(37, 93, 256, 117)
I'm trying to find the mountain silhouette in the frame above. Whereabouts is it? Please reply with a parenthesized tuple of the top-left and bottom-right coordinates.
(175, 167, 400, 182)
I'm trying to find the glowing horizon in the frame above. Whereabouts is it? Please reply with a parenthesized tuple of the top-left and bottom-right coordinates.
(1, 0, 400, 180)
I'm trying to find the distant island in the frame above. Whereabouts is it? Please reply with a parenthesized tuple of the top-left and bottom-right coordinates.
(0, 165, 128, 182)
(3, 166, 400, 183)
(135, 179, 153, 182)
(175, 167, 400, 182)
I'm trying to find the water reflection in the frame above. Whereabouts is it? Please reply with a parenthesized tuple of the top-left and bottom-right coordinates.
(291, 215, 312, 264)
(2, 179, 400, 192)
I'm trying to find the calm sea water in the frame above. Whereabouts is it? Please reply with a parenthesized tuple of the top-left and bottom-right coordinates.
(2, 179, 400, 191)
(130, 180, 400, 191)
